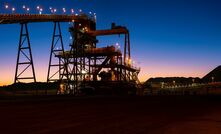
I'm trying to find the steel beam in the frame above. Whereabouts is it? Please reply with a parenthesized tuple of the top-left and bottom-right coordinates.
(47, 22, 65, 83)
(14, 23, 36, 83)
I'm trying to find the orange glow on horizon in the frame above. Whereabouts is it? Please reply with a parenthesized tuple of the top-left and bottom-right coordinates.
(138, 65, 211, 82)
(0, 71, 208, 86)
(0, 63, 215, 86)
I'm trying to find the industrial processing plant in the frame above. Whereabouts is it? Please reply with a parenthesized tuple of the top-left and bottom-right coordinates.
(0, 12, 140, 95)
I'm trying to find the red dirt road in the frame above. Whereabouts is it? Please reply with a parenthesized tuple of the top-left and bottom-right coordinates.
(0, 96, 221, 134)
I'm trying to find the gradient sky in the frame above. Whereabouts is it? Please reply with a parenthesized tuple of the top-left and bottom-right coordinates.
(0, 0, 221, 85)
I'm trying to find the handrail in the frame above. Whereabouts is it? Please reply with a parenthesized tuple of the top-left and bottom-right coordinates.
(0, 14, 92, 24)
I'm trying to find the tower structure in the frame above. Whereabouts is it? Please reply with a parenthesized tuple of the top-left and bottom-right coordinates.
(14, 23, 36, 83)
(56, 14, 140, 95)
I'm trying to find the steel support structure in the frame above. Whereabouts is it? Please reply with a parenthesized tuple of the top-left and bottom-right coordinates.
(56, 21, 140, 95)
(124, 33, 130, 64)
(14, 23, 36, 83)
(68, 31, 92, 94)
(47, 22, 66, 83)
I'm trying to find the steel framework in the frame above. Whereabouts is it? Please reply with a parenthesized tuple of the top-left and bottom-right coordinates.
(0, 14, 92, 84)
(14, 23, 36, 83)
(0, 14, 89, 24)
(0, 14, 140, 93)
(47, 22, 65, 83)
(56, 20, 140, 95)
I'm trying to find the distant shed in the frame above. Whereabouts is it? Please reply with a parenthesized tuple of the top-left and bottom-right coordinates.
(202, 65, 221, 83)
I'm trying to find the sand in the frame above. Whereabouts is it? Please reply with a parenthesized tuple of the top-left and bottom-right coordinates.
(0, 95, 220, 134)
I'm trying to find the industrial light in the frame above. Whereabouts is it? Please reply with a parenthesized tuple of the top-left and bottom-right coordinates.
(5, 4, 9, 9)
(84, 27, 88, 31)
(22, 5, 26, 9)
(71, 9, 74, 14)
(12, 7, 15, 12)
(82, 70, 87, 74)
(37, 8, 43, 14)
(128, 59, 132, 65)
(126, 57, 128, 61)
(115, 43, 121, 50)
(94, 13, 97, 21)
(63, 8, 66, 13)
(27, 8, 30, 12)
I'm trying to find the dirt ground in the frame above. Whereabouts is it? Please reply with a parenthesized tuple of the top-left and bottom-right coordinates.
(0, 95, 221, 134)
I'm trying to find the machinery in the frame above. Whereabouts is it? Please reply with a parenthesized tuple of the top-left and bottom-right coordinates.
(0, 14, 89, 83)
(0, 13, 140, 95)
(55, 14, 140, 95)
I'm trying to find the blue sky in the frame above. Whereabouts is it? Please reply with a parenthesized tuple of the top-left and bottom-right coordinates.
(1, 0, 221, 85)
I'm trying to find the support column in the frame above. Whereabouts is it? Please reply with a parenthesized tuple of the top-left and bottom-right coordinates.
(14, 23, 36, 83)
(127, 33, 131, 60)
(124, 34, 127, 65)
(47, 22, 65, 83)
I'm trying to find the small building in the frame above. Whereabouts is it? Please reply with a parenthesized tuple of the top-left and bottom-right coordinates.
(202, 65, 221, 83)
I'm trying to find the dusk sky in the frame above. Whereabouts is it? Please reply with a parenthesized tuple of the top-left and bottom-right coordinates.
(0, 0, 221, 85)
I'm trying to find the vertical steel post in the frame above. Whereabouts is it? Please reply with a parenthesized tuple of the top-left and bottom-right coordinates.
(47, 22, 65, 83)
(124, 34, 127, 65)
(14, 23, 36, 83)
(127, 33, 131, 60)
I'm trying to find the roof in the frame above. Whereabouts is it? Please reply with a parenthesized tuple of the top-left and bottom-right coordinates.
(202, 65, 221, 82)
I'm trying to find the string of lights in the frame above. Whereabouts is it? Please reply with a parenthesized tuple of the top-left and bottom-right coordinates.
(2, 3, 96, 19)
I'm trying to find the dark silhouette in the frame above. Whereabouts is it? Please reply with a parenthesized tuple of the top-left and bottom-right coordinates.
(202, 65, 221, 83)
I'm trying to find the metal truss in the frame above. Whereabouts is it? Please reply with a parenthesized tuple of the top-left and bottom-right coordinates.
(14, 23, 36, 83)
(47, 22, 66, 83)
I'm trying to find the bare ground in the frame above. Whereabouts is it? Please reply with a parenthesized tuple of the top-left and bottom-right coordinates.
(0, 95, 221, 134)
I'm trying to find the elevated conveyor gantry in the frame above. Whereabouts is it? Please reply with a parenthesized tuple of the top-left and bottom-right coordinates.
(0, 14, 94, 83)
